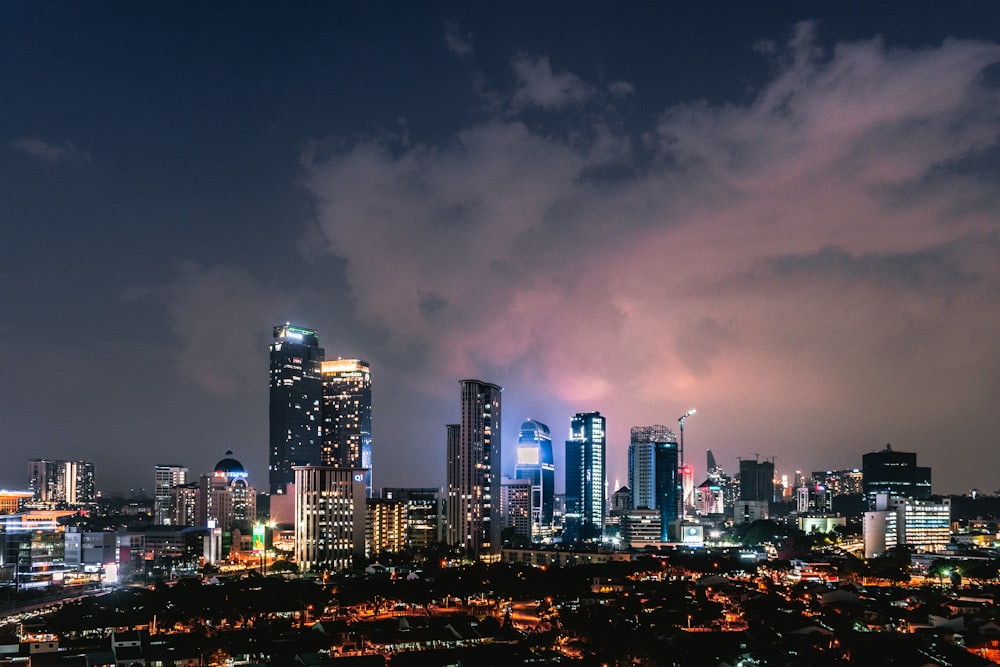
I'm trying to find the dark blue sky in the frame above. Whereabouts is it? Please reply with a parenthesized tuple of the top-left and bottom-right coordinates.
(3, 2, 1000, 496)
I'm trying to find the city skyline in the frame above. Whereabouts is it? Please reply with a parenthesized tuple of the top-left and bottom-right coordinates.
(4, 4, 1000, 495)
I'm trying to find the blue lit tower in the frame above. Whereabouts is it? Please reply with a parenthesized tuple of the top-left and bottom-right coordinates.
(446, 380, 502, 558)
(515, 419, 554, 537)
(321, 359, 373, 498)
(628, 425, 679, 542)
(566, 412, 606, 540)
(269, 324, 324, 495)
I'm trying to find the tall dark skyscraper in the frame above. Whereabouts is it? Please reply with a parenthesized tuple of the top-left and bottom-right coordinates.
(321, 359, 373, 498)
(862, 443, 931, 503)
(566, 411, 606, 540)
(739, 458, 775, 502)
(628, 425, 679, 542)
(515, 419, 555, 537)
(446, 379, 502, 558)
(269, 324, 324, 495)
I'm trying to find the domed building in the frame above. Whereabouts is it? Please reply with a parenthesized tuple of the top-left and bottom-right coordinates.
(197, 450, 256, 534)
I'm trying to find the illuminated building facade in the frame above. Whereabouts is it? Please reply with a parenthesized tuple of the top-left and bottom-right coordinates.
(812, 469, 863, 496)
(446, 380, 502, 558)
(500, 477, 533, 541)
(514, 419, 554, 539)
(294, 465, 367, 572)
(628, 425, 678, 542)
(0, 491, 33, 515)
(566, 412, 606, 541)
(382, 487, 443, 550)
(196, 451, 256, 533)
(366, 498, 407, 558)
(863, 494, 951, 558)
(269, 324, 324, 495)
(27, 459, 95, 506)
(321, 359, 373, 497)
(696, 478, 724, 516)
(153, 464, 188, 525)
(170, 483, 198, 526)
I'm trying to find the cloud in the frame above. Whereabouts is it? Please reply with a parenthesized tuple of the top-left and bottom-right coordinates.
(11, 137, 92, 163)
(304, 26, 1000, 490)
(510, 54, 595, 110)
(160, 263, 298, 394)
(445, 21, 474, 59)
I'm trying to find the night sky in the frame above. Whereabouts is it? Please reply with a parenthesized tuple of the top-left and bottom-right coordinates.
(4, 2, 1000, 497)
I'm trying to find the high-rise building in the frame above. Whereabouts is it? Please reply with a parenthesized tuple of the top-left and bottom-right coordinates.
(739, 458, 775, 502)
(515, 419, 554, 539)
(445, 380, 502, 558)
(154, 464, 188, 525)
(566, 412, 606, 541)
(863, 494, 951, 558)
(862, 444, 931, 504)
(366, 498, 407, 558)
(294, 465, 366, 572)
(28, 459, 95, 505)
(321, 359, 373, 497)
(500, 477, 533, 542)
(197, 451, 256, 533)
(628, 425, 679, 542)
(382, 487, 444, 551)
(269, 324, 325, 495)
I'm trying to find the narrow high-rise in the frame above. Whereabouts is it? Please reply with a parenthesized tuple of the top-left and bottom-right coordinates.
(269, 324, 324, 495)
(628, 425, 679, 542)
(565, 412, 606, 541)
(321, 359, 373, 497)
(446, 380, 502, 558)
(515, 419, 555, 539)
(153, 464, 188, 525)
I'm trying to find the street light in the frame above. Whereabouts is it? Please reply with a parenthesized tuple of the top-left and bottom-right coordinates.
(677, 409, 696, 467)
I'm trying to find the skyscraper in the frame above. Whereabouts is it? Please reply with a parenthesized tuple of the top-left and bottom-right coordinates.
(321, 358, 373, 497)
(739, 458, 775, 502)
(862, 443, 931, 504)
(566, 411, 606, 540)
(294, 465, 366, 572)
(628, 425, 679, 542)
(445, 379, 502, 558)
(515, 419, 554, 539)
(153, 464, 188, 525)
(269, 324, 324, 495)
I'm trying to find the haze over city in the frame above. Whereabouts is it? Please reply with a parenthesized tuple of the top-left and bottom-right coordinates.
(3, 3, 1000, 496)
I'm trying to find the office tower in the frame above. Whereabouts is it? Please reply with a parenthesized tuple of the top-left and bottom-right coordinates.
(862, 443, 931, 504)
(628, 425, 679, 542)
(294, 466, 367, 572)
(321, 359, 373, 497)
(196, 451, 256, 533)
(515, 419, 554, 539)
(383, 487, 444, 551)
(445, 380, 502, 558)
(28, 459, 95, 505)
(269, 324, 325, 495)
(735, 457, 774, 523)
(154, 464, 188, 525)
(566, 411, 606, 540)
(863, 496, 951, 558)
(739, 458, 775, 502)
(501, 477, 533, 542)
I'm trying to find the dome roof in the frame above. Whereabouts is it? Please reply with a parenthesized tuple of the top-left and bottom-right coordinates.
(214, 450, 247, 477)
